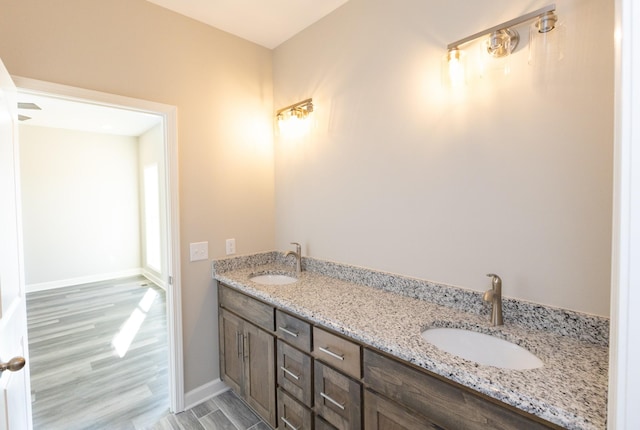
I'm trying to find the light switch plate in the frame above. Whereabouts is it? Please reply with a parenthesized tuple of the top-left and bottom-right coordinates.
(189, 241, 208, 262)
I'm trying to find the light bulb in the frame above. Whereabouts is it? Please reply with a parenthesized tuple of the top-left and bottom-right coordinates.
(442, 49, 466, 88)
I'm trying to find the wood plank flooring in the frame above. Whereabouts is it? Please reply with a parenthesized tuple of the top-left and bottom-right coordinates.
(27, 276, 272, 430)
(27, 276, 170, 429)
(149, 390, 271, 430)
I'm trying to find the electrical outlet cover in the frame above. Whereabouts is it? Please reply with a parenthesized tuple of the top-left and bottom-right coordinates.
(225, 238, 236, 255)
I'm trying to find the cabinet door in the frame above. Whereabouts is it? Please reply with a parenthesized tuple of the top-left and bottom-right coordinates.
(219, 309, 243, 395)
(244, 321, 277, 428)
(314, 361, 361, 430)
(364, 389, 444, 430)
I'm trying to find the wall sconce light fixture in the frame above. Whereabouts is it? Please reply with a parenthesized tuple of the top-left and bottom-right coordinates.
(276, 98, 314, 137)
(276, 98, 313, 124)
(444, 4, 559, 86)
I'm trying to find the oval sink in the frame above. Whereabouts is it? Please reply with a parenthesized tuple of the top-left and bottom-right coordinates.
(250, 274, 298, 285)
(421, 327, 543, 370)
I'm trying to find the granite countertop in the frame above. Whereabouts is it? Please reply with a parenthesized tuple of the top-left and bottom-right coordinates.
(213, 256, 608, 430)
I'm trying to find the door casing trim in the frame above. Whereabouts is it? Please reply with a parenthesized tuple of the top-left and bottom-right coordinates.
(12, 75, 185, 413)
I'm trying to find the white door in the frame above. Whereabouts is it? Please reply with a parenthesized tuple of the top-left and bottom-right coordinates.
(0, 59, 32, 430)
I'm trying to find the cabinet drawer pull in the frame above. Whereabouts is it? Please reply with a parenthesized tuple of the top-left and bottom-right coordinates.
(318, 346, 344, 361)
(278, 326, 299, 338)
(320, 391, 345, 410)
(281, 416, 299, 430)
(243, 332, 250, 360)
(237, 332, 243, 358)
(280, 366, 300, 381)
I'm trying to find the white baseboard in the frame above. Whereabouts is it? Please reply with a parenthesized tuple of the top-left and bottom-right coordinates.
(184, 379, 229, 411)
(26, 269, 143, 293)
(142, 269, 167, 291)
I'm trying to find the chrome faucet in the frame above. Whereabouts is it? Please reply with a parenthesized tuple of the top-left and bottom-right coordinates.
(483, 273, 503, 326)
(284, 242, 302, 275)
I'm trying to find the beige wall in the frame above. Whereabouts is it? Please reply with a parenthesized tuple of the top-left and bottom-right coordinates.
(273, 0, 614, 316)
(20, 125, 141, 286)
(0, 0, 275, 393)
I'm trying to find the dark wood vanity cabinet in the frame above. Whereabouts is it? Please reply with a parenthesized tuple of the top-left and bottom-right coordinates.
(219, 284, 364, 430)
(219, 289, 276, 427)
(218, 282, 561, 430)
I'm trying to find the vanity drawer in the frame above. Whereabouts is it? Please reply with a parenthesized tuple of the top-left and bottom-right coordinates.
(314, 361, 361, 430)
(219, 284, 274, 332)
(313, 327, 361, 379)
(278, 388, 312, 430)
(363, 349, 557, 430)
(276, 310, 312, 352)
(315, 415, 338, 430)
(277, 339, 313, 407)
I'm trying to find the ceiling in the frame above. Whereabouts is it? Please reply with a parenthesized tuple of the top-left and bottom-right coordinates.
(17, 93, 162, 137)
(145, 0, 349, 49)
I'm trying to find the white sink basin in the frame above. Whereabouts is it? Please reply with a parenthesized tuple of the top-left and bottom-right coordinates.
(421, 327, 543, 370)
(249, 274, 298, 285)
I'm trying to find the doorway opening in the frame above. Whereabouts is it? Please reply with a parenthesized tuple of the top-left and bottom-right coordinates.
(13, 77, 184, 427)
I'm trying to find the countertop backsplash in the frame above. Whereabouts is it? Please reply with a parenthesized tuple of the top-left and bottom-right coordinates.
(211, 251, 609, 347)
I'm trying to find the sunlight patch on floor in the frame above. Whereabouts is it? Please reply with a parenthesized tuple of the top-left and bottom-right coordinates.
(112, 288, 158, 358)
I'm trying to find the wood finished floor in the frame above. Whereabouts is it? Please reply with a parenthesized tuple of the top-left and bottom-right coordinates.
(27, 276, 170, 429)
(148, 390, 270, 430)
(26, 276, 271, 430)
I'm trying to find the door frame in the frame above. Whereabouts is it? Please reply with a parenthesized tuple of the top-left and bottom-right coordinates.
(609, 0, 640, 427)
(12, 76, 185, 413)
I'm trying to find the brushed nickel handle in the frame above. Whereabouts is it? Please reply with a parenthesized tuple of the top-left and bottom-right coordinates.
(280, 366, 300, 381)
(278, 326, 299, 338)
(0, 356, 26, 375)
(320, 391, 345, 410)
(281, 416, 299, 430)
(318, 346, 344, 361)
(237, 332, 243, 358)
(244, 333, 250, 360)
